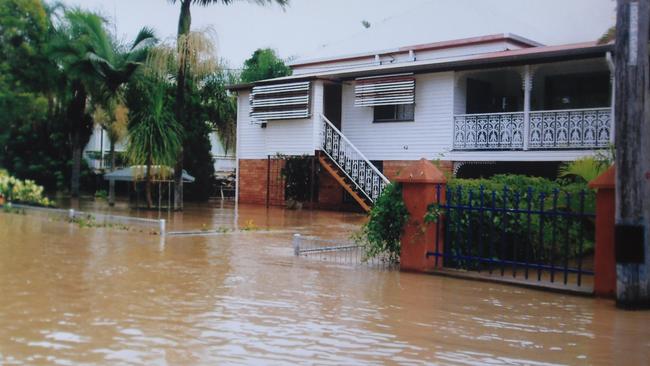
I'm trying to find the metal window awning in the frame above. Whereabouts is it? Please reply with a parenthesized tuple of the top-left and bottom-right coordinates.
(250, 81, 311, 121)
(354, 73, 415, 107)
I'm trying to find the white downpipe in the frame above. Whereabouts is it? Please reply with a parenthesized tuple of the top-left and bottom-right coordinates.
(320, 114, 389, 185)
(606, 51, 616, 144)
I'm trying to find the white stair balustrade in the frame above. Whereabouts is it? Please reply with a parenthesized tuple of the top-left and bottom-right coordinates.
(320, 114, 390, 203)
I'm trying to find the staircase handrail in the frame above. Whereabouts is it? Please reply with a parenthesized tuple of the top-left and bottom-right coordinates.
(320, 114, 390, 185)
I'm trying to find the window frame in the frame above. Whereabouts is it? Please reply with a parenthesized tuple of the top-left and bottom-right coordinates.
(372, 104, 415, 123)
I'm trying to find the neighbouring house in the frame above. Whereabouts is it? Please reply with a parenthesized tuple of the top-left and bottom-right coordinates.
(228, 33, 614, 212)
(83, 127, 235, 179)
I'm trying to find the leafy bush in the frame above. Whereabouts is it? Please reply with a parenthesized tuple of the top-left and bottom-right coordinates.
(0, 169, 52, 206)
(281, 154, 316, 203)
(354, 183, 409, 263)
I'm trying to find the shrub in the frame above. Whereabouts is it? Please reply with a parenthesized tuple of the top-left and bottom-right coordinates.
(0, 169, 52, 206)
(354, 183, 409, 263)
(280, 154, 316, 203)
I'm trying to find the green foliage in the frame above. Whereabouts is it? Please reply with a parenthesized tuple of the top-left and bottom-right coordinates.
(94, 189, 108, 200)
(280, 155, 315, 203)
(354, 183, 409, 263)
(126, 77, 182, 169)
(0, 169, 52, 206)
(200, 70, 237, 153)
(240, 48, 292, 83)
(558, 156, 611, 184)
(0, 0, 87, 192)
(598, 26, 616, 44)
(182, 79, 216, 201)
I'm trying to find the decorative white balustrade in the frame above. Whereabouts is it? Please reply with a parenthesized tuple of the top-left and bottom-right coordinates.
(453, 112, 525, 150)
(529, 108, 611, 149)
(453, 107, 612, 150)
(320, 115, 390, 203)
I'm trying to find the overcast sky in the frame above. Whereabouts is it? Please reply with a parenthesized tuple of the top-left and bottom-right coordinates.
(61, 0, 616, 68)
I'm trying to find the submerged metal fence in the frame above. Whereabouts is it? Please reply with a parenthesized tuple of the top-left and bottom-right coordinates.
(292, 234, 396, 269)
(427, 184, 595, 288)
(4, 204, 166, 235)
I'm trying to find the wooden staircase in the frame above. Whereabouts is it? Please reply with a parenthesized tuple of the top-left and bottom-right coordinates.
(318, 152, 372, 212)
(318, 114, 390, 213)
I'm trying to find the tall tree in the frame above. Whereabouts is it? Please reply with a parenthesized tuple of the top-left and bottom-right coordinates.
(126, 78, 182, 208)
(146, 31, 219, 202)
(49, 9, 110, 197)
(88, 27, 157, 204)
(0, 0, 65, 188)
(240, 48, 292, 83)
(168, 0, 289, 210)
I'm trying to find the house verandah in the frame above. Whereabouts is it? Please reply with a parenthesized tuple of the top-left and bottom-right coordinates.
(452, 58, 612, 153)
(229, 35, 614, 212)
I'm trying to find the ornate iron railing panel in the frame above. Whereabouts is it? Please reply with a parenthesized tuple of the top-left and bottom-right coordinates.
(529, 108, 611, 149)
(320, 114, 390, 203)
(453, 112, 525, 150)
(453, 108, 612, 150)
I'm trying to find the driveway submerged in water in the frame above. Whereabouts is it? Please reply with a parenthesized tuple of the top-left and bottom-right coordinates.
(0, 202, 649, 365)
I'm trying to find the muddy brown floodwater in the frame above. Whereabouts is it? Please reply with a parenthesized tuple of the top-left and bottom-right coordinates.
(1, 202, 649, 365)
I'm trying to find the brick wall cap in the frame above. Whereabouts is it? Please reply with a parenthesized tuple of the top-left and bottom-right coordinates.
(588, 165, 615, 189)
(395, 158, 447, 184)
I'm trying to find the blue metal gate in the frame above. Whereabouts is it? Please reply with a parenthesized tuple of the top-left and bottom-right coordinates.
(427, 184, 595, 288)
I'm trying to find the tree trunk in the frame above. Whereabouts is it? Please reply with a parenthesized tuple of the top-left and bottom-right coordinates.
(173, 0, 192, 211)
(146, 151, 153, 209)
(108, 140, 116, 206)
(71, 133, 82, 197)
(614, 0, 650, 308)
(69, 83, 87, 198)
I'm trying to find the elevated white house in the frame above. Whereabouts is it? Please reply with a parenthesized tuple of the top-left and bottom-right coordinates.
(229, 34, 614, 211)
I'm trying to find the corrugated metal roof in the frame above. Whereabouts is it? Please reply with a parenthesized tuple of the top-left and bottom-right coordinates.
(227, 41, 613, 91)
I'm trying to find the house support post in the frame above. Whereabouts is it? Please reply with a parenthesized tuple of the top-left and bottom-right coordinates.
(396, 159, 447, 272)
(613, 0, 650, 309)
(589, 166, 617, 297)
(522, 65, 532, 150)
(606, 52, 616, 143)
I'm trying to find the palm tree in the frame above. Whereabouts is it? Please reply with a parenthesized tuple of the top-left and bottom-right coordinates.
(49, 9, 108, 197)
(51, 8, 156, 198)
(126, 80, 182, 208)
(168, 0, 289, 210)
(146, 30, 220, 208)
(88, 27, 157, 204)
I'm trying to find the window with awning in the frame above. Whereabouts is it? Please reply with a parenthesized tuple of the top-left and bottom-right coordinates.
(249, 81, 311, 121)
(354, 73, 416, 107)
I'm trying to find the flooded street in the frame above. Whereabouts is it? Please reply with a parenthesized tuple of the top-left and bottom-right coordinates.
(1, 203, 649, 365)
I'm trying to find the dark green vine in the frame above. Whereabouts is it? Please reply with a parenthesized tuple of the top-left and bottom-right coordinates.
(353, 183, 409, 263)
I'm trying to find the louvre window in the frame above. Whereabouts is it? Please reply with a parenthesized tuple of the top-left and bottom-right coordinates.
(250, 81, 311, 121)
(354, 73, 415, 107)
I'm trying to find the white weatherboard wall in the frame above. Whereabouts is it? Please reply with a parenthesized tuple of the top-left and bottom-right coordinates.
(340, 72, 455, 161)
(236, 81, 323, 159)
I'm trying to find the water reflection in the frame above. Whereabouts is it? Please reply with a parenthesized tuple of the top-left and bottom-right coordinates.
(1, 204, 649, 365)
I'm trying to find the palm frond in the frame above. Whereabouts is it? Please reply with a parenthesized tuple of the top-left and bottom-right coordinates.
(558, 157, 609, 183)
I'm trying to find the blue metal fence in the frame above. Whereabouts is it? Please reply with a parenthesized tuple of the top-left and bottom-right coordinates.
(426, 184, 595, 287)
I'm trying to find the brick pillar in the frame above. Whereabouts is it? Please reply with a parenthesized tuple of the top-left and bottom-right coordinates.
(589, 166, 616, 297)
(396, 158, 447, 273)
